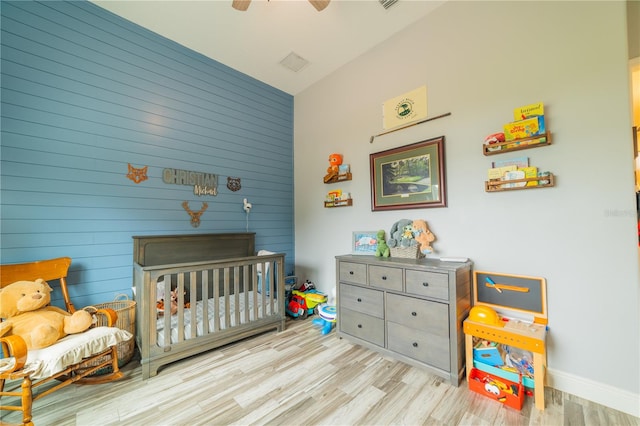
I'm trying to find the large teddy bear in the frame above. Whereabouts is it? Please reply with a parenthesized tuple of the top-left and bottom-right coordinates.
(0, 279, 93, 349)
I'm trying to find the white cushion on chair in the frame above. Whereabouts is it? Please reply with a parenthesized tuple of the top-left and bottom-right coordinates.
(14, 327, 132, 379)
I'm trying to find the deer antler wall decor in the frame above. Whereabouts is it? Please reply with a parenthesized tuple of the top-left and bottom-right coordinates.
(182, 201, 208, 228)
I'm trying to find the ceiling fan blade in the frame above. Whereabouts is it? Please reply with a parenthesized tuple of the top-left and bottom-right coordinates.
(308, 0, 330, 12)
(232, 0, 251, 11)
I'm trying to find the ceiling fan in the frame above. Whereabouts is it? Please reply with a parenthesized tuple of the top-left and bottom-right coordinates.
(232, 0, 331, 12)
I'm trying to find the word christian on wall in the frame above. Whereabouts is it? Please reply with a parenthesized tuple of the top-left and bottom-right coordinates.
(163, 168, 218, 196)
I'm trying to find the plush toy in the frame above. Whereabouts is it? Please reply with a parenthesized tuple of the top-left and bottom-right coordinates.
(0, 279, 93, 349)
(412, 219, 436, 254)
(402, 224, 415, 241)
(323, 153, 343, 183)
(156, 280, 189, 315)
(387, 218, 413, 248)
(375, 230, 390, 258)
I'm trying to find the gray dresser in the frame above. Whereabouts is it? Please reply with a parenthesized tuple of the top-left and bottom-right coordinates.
(336, 255, 472, 385)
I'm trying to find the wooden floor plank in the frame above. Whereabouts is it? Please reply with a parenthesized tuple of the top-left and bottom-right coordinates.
(1, 319, 638, 425)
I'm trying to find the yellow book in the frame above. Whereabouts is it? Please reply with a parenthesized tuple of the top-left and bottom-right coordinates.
(519, 166, 538, 186)
(488, 165, 517, 180)
(514, 102, 544, 120)
(503, 117, 541, 141)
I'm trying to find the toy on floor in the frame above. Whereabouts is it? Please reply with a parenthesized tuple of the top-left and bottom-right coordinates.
(286, 280, 327, 319)
(312, 304, 337, 334)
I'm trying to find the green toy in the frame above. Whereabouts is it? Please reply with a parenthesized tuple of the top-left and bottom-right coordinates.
(375, 229, 390, 257)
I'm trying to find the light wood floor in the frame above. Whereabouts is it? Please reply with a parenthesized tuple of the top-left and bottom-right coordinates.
(2, 319, 638, 426)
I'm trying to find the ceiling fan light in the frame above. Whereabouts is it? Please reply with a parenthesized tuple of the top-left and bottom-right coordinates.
(232, 0, 251, 11)
(308, 0, 331, 12)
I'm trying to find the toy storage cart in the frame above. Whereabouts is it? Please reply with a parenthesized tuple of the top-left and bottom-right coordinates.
(463, 271, 548, 410)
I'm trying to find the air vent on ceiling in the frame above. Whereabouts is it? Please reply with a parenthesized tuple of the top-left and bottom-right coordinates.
(279, 52, 309, 73)
(379, 0, 398, 9)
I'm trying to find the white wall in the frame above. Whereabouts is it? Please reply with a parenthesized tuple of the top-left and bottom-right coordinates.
(294, 0, 639, 417)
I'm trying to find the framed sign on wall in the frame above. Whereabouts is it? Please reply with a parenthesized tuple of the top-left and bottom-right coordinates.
(370, 136, 446, 211)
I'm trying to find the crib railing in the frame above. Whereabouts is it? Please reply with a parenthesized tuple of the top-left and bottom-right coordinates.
(133, 253, 285, 358)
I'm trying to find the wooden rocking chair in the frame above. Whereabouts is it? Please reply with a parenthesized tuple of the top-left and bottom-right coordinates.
(0, 257, 132, 425)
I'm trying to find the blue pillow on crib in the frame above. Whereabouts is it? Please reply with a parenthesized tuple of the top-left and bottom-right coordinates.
(257, 271, 271, 295)
(256, 250, 276, 296)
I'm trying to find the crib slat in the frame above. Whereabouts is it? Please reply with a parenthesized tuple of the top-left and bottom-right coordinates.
(162, 274, 171, 347)
(187, 271, 196, 339)
(201, 269, 210, 335)
(252, 266, 259, 320)
(223, 269, 231, 330)
(242, 265, 250, 324)
(213, 268, 220, 333)
(176, 274, 185, 342)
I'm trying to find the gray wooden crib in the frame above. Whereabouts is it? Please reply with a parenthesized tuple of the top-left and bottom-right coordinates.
(132, 233, 286, 379)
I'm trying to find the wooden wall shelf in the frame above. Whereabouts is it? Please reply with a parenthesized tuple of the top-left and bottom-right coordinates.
(324, 199, 352, 208)
(483, 132, 551, 156)
(324, 173, 352, 184)
(485, 173, 555, 192)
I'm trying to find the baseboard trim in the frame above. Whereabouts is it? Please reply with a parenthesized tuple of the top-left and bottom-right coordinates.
(547, 368, 640, 418)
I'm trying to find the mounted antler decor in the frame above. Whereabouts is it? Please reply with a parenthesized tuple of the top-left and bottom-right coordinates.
(182, 201, 208, 228)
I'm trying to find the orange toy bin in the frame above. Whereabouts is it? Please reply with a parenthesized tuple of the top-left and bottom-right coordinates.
(468, 368, 525, 410)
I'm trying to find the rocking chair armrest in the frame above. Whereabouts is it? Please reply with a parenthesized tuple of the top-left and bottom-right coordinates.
(96, 308, 118, 326)
(0, 335, 28, 373)
(83, 306, 119, 327)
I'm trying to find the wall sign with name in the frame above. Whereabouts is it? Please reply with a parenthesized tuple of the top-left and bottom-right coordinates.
(163, 168, 218, 196)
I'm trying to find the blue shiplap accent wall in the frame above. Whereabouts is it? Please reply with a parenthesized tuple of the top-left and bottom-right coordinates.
(0, 1, 294, 308)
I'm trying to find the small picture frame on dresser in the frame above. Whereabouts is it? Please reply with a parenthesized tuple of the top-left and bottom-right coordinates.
(352, 231, 379, 255)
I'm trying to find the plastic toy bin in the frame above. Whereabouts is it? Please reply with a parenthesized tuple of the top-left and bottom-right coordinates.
(468, 368, 524, 410)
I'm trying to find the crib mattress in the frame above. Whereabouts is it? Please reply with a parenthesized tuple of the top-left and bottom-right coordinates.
(156, 291, 278, 346)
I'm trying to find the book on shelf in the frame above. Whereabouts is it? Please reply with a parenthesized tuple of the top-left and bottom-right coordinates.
(502, 170, 525, 188)
(519, 166, 538, 186)
(492, 156, 529, 169)
(503, 116, 545, 141)
(514, 102, 544, 120)
(487, 165, 517, 180)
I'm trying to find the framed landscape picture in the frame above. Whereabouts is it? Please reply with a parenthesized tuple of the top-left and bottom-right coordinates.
(370, 136, 446, 211)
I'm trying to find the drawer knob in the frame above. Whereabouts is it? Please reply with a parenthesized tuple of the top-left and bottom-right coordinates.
(423, 282, 429, 287)
(412, 342, 418, 348)
(358, 324, 362, 328)
(357, 298, 362, 302)
(411, 311, 417, 317)
(349, 271, 354, 275)
(382, 275, 387, 280)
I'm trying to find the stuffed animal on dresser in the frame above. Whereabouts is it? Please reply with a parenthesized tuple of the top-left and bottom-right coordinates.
(375, 230, 390, 257)
(387, 218, 414, 248)
(412, 219, 436, 254)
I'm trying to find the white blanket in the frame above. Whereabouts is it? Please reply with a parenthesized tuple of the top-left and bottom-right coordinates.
(156, 291, 277, 346)
(0, 327, 132, 379)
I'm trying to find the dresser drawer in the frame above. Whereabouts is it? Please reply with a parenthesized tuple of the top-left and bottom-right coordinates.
(369, 265, 403, 291)
(387, 321, 450, 371)
(339, 283, 384, 318)
(340, 308, 385, 347)
(339, 262, 368, 285)
(405, 269, 449, 300)
(386, 293, 448, 336)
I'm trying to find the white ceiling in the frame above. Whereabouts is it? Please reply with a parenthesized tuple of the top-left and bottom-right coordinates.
(92, 0, 446, 95)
